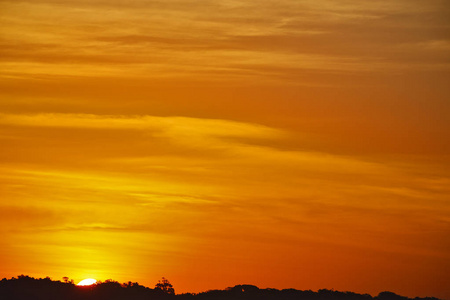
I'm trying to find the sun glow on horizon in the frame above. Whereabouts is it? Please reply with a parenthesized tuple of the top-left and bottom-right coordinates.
(77, 278, 97, 286)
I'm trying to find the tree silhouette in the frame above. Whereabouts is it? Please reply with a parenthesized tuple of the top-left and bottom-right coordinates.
(155, 277, 175, 295)
(0, 275, 442, 300)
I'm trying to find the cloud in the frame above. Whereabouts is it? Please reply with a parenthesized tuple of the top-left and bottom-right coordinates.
(0, 112, 392, 175)
(0, 113, 284, 145)
(0, 205, 62, 229)
(2, 0, 448, 84)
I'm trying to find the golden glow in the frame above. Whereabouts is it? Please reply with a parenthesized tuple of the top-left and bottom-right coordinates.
(77, 279, 97, 286)
(0, 0, 449, 299)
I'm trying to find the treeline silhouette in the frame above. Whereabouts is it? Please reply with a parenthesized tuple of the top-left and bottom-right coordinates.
(0, 275, 441, 300)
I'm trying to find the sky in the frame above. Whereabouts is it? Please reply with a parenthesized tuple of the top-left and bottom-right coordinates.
(0, 0, 449, 298)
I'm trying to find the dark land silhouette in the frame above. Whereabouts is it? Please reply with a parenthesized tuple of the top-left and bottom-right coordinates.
(0, 275, 441, 300)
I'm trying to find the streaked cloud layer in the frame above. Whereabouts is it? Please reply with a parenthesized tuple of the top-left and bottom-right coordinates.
(0, 0, 449, 299)
(1, 0, 449, 81)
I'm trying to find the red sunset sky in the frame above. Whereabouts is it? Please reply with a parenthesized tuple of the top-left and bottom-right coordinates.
(0, 0, 449, 299)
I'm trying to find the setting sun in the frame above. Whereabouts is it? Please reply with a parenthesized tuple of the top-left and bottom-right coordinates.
(77, 279, 97, 286)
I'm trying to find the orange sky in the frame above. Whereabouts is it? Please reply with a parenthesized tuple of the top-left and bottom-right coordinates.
(0, 0, 449, 299)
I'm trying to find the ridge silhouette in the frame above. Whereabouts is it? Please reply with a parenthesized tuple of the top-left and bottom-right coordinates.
(0, 275, 441, 300)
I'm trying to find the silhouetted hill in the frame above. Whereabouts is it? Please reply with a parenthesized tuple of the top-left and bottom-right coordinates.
(0, 275, 441, 300)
